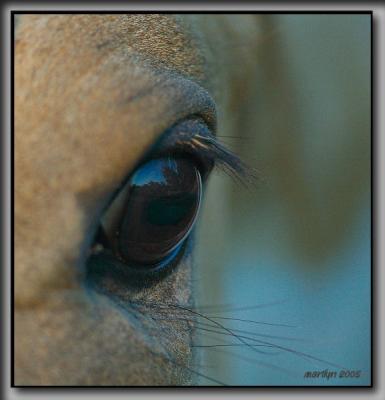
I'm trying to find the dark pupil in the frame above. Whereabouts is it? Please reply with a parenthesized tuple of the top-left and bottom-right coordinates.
(118, 158, 202, 266)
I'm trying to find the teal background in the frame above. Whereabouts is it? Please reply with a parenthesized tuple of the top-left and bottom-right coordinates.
(195, 14, 371, 386)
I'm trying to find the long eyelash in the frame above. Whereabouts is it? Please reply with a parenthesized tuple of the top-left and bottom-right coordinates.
(156, 117, 259, 188)
(190, 133, 259, 188)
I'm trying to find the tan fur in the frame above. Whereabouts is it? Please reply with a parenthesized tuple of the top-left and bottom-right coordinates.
(15, 14, 262, 385)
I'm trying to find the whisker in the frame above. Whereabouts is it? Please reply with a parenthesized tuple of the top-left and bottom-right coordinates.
(167, 304, 294, 361)
(193, 325, 346, 370)
(193, 321, 304, 342)
(182, 366, 227, 386)
(155, 314, 295, 328)
(204, 315, 297, 328)
(203, 347, 296, 378)
(130, 301, 345, 371)
(156, 316, 303, 342)
(194, 299, 289, 313)
(145, 343, 226, 386)
(192, 325, 283, 356)
(193, 343, 281, 356)
(134, 301, 284, 359)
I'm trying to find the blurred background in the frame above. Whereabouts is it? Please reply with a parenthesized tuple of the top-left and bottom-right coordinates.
(195, 14, 371, 386)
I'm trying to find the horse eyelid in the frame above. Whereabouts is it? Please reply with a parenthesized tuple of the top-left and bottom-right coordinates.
(142, 117, 258, 187)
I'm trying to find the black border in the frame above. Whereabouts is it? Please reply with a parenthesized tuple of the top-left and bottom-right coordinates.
(10, 10, 374, 389)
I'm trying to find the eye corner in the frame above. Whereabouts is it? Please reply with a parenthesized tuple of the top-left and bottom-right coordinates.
(86, 238, 189, 291)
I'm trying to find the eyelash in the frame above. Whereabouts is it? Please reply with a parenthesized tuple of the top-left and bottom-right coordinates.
(149, 117, 256, 185)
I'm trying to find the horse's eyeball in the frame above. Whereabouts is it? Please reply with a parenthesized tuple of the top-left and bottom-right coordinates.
(119, 158, 202, 266)
(99, 157, 202, 270)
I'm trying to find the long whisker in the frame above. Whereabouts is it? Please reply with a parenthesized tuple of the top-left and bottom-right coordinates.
(205, 315, 297, 328)
(193, 341, 281, 356)
(134, 301, 282, 359)
(194, 299, 289, 313)
(202, 347, 296, 378)
(193, 320, 304, 342)
(192, 324, 346, 370)
(167, 304, 307, 363)
(130, 300, 346, 372)
(154, 317, 303, 342)
(182, 366, 227, 386)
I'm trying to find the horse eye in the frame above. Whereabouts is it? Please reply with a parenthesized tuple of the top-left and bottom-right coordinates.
(96, 157, 202, 271)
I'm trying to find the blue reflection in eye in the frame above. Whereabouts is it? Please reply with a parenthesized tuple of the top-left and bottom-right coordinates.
(131, 158, 179, 186)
